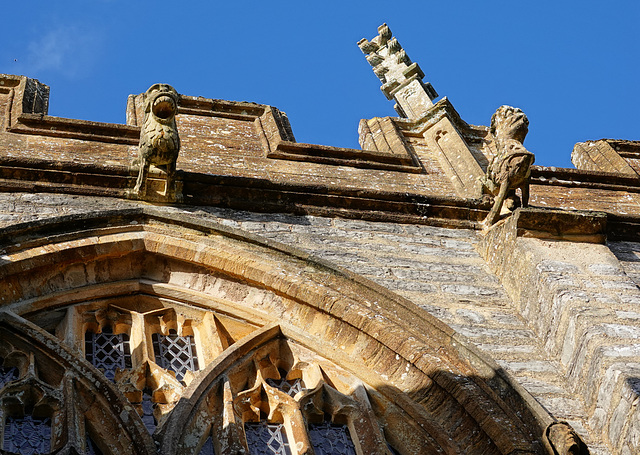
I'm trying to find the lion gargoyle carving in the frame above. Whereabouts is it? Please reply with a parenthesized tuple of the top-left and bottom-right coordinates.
(130, 83, 181, 201)
(479, 105, 535, 228)
(543, 422, 590, 455)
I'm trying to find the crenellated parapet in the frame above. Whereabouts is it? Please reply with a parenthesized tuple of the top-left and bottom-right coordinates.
(358, 24, 438, 119)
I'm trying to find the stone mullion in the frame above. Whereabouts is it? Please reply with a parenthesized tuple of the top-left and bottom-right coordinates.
(350, 384, 391, 455)
(129, 312, 148, 366)
(284, 406, 313, 455)
(60, 373, 84, 454)
(219, 377, 247, 455)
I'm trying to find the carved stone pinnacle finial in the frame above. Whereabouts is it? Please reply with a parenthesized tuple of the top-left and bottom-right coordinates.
(129, 83, 181, 202)
(480, 105, 535, 228)
(358, 23, 438, 119)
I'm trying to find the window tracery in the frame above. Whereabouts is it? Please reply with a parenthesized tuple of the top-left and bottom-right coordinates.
(75, 304, 210, 428)
(216, 339, 387, 455)
(0, 348, 61, 455)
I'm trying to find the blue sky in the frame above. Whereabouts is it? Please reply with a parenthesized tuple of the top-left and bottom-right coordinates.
(2, 1, 638, 168)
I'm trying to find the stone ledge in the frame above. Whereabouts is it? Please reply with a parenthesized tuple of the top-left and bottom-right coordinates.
(509, 207, 607, 243)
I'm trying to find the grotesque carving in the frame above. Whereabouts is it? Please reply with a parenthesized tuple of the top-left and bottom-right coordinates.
(543, 422, 589, 455)
(480, 105, 535, 227)
(131, 83, 181, 201)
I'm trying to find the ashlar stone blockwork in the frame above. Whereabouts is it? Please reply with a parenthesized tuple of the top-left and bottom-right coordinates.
(0, 208, 559, 454)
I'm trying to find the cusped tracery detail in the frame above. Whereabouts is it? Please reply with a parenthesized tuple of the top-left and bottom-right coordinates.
(0, 211, 564, 454)
(0, 353, 62, 455)
(0, 312, 157, 455)
(161, 326, 396, 455)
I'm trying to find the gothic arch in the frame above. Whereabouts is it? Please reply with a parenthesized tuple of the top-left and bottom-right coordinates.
(0, 311, 157, 455)
(0, 208, 553, 454)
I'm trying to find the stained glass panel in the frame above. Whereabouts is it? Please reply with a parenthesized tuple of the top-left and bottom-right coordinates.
(0, 357, 18, 388)
(198, 436, 215, 455)
(265, 377, 303, 397)
(3, 415, 51, 455)
(309, 422, 356, 455)
(245, 422, 291, 455)
(85, 327, 131, 381)
(141, 389, 156, 434)
(152, 333, 198, 382)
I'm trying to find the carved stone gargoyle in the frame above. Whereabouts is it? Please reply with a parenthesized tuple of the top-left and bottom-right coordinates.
(130, 83, 181, 201)
(479, 105, 535, 227)
(543, 422, 590, 455)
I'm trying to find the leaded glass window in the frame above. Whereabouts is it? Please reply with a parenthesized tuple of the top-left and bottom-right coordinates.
(245, 422, 291, 455)
(141, 388, 156, 434)
(3, 415, 51, 454)
(85, 327, 132, 381)
(309, 422, 356, 455)
(0, 356, 18, 388)
(152, 331, 198, 382)
(198, 436, 215, 455)
(265, 373, 303, 397)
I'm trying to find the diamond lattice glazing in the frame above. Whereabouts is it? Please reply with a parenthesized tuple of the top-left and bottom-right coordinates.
(245, 422, 291, 455)
(309, 422, 356, 455)
(152, 333, 198, 382)
(3, 415, 51, 455)
(85, 328, 131, 380)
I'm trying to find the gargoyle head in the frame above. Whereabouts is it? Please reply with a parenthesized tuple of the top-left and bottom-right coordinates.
(544, 422, 589, 455)
(144, 83, 179, 125)
(490, 105, 529, 143)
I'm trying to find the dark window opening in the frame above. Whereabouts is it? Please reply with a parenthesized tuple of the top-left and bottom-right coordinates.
(198, 436, 215, 455)
(86, 432, 104, 455)
(141, 388, 156, 434)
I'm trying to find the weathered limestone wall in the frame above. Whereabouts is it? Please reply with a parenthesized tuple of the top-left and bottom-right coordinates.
(8, 192, 640, 453)
(479, 215, 640, 455)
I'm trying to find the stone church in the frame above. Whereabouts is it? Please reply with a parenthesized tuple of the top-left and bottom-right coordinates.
(0, 24, 637, 455)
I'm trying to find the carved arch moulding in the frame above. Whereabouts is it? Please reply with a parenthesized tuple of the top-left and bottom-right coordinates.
(0, 209, 557, 454)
